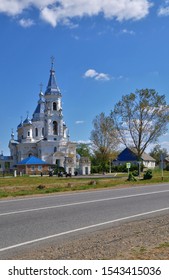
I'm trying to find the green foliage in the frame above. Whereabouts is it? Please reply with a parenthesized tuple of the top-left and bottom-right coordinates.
(165, 164, 169, 171)
(91, 163, 110, 174)
(127, 173, 137, 181)
(111, 89, 169, 158)
(54, 166, 65, 174)
(143, 169, 153, 180)
(132, 170, 139, 176)
(149, 144, 168, 165)
(76, 143, 91, 158)
(111, 163, 142, 173)
(90, 112, 118, 172)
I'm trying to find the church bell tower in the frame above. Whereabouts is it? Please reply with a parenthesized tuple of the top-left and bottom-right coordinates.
(44, 57, 66, 141)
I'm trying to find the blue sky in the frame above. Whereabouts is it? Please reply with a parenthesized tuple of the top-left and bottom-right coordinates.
(1, 0, 169, 155)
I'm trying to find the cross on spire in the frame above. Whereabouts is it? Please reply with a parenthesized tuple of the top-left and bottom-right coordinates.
(39, 82, 43, 92)
(51, 56, 55, 70)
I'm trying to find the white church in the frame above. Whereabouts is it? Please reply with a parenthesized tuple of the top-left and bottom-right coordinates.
(6, 59, 91, 175)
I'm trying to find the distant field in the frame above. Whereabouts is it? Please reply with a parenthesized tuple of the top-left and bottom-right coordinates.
(0, 169, 169, 198)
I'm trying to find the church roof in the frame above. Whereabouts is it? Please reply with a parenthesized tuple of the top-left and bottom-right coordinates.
(17, 122, 23, 128)
(33, 103, 41, 115)
(23, 116, 32, 125)
(17, 156, 48, 165)
(45, 62, 61, 96)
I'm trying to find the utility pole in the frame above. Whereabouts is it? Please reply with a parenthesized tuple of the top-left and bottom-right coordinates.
(160, 154, 164, 181)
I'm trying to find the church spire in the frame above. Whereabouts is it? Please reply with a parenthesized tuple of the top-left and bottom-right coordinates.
(45, 56, 61, 96)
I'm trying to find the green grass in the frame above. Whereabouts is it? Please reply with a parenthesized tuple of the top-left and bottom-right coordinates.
(0, 169, 169, 199)
(156, 242, 169, 248)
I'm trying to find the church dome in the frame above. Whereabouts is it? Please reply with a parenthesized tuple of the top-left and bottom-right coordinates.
(23, 116, 32, 125)
(17, 122, 23, 128)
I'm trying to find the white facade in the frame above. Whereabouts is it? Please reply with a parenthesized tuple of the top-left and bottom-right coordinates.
(9, 61, 89, 175)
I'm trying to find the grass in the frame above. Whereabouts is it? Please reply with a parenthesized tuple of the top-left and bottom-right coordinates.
(0, 169, 169, 199)
(156, 242, 169, 248)
(0, 176, 127, 198)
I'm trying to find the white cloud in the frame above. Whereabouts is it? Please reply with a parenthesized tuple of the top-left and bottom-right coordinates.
(84, 69, 110, 81)
(158, 0, 169, 16)
(0, 0, 153, 27)
(158, 6, 169, 16)
(19, 18, 35, 28)
(122, 28, 135, 35)
(84, 69, 98, 78)
(75, 120, 85, 124)
(83, 69, 127, 81)
(95, 73, 110, 81)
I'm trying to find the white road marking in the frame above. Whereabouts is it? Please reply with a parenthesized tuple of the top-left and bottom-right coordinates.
(0, 206, 169, 252)
(0, 189, 169, 217)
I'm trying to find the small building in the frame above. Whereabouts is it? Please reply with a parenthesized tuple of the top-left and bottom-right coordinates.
(113, 147, 156, 169)
(79, 157, 91, 175)
(0, 152, 13, 173)
(163, 156, 169, 169)
(17, 156, 51, 175)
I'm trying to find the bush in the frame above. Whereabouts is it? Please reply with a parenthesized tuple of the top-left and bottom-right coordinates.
(143, 169, 153, 180)
(132, 170, 139, 176)
(127, 173, 137, 181)
(165, 164, 169, 171)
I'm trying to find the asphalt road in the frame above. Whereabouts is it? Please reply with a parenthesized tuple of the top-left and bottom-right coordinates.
(1, 183, 169, 259)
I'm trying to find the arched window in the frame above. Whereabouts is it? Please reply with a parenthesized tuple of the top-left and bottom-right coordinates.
(53, 102, 57, 111)
(54, 147, 57, 153)
(53, 121, 58, 135)
(35, 128, 38, 137)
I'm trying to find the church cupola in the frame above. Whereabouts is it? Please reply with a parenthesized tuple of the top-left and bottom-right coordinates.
(45, 56, 61, 96)
(17, 117, 23, 129)
(32, 83, 45, 122)
(23, 115, 32, 126)
(11, 129, 14, 140)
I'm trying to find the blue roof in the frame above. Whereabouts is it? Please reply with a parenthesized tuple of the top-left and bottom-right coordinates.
(45, 68, 61, 96)
(23, 116, 32, 125)
(17, 156, 47, 165)
(17, 121, 23, 128)
(116, 148, 138, 161)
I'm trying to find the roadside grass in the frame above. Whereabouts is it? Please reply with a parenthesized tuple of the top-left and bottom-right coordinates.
(0, 176, 128, 198)
(129, 242, 169, 259)
(156, 242, 169, 248)
(0, 169, 169, 198)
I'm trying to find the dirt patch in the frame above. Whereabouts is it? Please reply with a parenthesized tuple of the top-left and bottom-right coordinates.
(11, 213, 169, 260)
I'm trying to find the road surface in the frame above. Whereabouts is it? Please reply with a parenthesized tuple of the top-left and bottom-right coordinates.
(0, 183, 169, 259)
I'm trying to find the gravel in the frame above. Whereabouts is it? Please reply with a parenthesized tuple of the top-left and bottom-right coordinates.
(10, 213, 169, 260)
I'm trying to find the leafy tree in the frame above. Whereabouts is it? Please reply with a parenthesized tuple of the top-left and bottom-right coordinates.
(90, 112, 119, 172)
(111, 89, 169, 158)
(149, 144, 168, 165)
(76, 143, 92, 158)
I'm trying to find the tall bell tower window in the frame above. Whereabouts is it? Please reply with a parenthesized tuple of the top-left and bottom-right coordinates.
(53, 102, 57, 111)
(35, 128, 38, 137)
(53, 121, 58, 135)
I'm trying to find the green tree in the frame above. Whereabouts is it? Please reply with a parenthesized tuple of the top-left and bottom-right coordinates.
(90, 112, 119, 172)
(149, 144, 168, 165)
(111, 89, 169, 158)
(76, 143, 91, 158)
